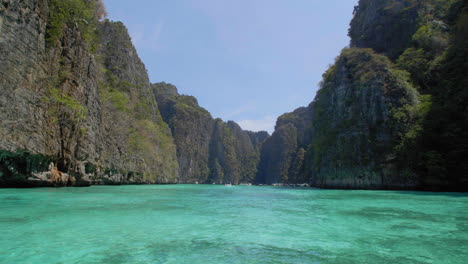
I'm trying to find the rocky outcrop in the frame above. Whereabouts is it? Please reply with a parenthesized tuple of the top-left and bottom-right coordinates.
(247, 131, 269, 146)
(0, 149, 89, 187)
(153, 82, 214, 183)
(2, 0, 466, 191)
(258, 0, 467, 191)
(0, 0, 49, 155)
(404, 1, 468, 191)
(307, 48, 418, 189)
(0, 0, 178, 186)
(92, 21, 179, 184)
(0, 0, 96, 186)
(257, 49, 419, 189)
(349, 0, 421, 59)
(153, 83, 265, 184)
(256, 106, 312, 184)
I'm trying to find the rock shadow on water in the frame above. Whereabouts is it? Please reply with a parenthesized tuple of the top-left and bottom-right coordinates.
(97, 238, 334, 264)
(341, 207, 445, 223)
(392, 190, 468, 198)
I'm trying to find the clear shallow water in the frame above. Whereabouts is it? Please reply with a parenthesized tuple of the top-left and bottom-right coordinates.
(0, 185, 467, 264)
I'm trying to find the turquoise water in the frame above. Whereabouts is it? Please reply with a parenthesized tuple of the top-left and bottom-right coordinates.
(0, 185, 467, 264)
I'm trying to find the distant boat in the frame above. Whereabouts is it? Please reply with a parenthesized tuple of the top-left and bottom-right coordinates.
(225, 183, 232, 187)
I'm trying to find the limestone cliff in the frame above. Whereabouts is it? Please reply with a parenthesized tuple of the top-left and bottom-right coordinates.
(307, 48, 418, 189)
(1, 0, 466, 191)
(349, 0, 421, 59)
(257, 0, 467, 191)
(0, 0, 178, 186)
(153, 82, 214, 183)
(256, 106, 312, 184)
(93, 21, 178, 184)
(153, 83, 265, 184)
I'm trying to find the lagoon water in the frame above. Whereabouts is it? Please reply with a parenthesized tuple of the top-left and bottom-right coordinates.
(0, 185, 467, 264)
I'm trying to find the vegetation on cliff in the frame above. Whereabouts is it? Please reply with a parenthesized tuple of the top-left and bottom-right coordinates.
(1, 0, 466, 190)
(153, 83, 265, 184)
(259, 0, 467, 191)
(46, 0, 106, 49)
(95, 21, 179, 183)
(397, 1, 468, 190)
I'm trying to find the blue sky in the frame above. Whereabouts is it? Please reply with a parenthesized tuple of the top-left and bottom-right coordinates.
(103, 0, 358, 133)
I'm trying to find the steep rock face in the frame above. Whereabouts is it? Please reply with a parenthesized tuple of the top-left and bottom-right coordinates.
(153, 82, 214, 183)
(308, 48, 418, 189)
(225, 121, 260, 183)
(153, 83, 263, 184)
(93, 21, 179, 184)
(404, 1, 468, 191)
(257, 124, 298, 184)
(258, 0, 467, 191)
(0, 0, 50, 157)
(257, 49, 419, 189)
(0, 0, 178, 186)
(0, 0, 48, 155)
(247, 131, 269, 146)
(349, 0, 421, 59)
(256, 106, 312, 184)
(0, 0, 96, 186)
(349, 0, 467, 190)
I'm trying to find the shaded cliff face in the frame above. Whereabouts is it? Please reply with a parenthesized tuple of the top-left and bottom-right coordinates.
(257, 124, 298, 184)
(153, 82, 214, 183)
(0, 0, 178, 186)
(0, 0, 48, 155)
(221, 121, 260, 184)
(349, 0, 421, 59)
(259, 0, 467, 191)
(153, 83, 265, 184)
(308, 48, 418, 189)
(2, 0, 466, 191)
(0, 0, 98, 186)
(256, 106, 312, 184)
(404, 1, 468, 191)
(258, 49, 419, 189)
(94, 21, 179, 184)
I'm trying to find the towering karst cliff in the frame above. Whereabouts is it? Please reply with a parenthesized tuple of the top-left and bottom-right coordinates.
(256, 106, 312, 184)
(0, 0, 266, 187)
(153, 83, 265, 184)
(1, 0, 466, 191)
(0, 0, 175, 186)
(257, 0, 468, 191)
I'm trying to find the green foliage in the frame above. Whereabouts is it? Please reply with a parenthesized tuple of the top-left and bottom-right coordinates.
(256, 124, 297, 184)
(394, 94, 432, 151)
(174, 96, 211, 117)
(47, 87, 87, 122)
(210, 159, 224, 184)
(288, 148, 306, 183)
(84, 162, 97, 174)
(308, 48, 418, 184)
(46, 0, 102, 50)
(349, 0, 420, 59)
(397, 48, 432, 90)
(412, 23, 449, 53)
(0, 150, 54, 185)
(127, 119, 177, 182)
(101, 87, 130, 112)
(42, 71, 88, 126)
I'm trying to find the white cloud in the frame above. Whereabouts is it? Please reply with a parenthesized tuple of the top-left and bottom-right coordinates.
(237, 116, 276, 134)
(148, 21, 164, 51)
(223, 104, 254, 119)
(127, 21, 164, 51)
(127, 23, 145, 46)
